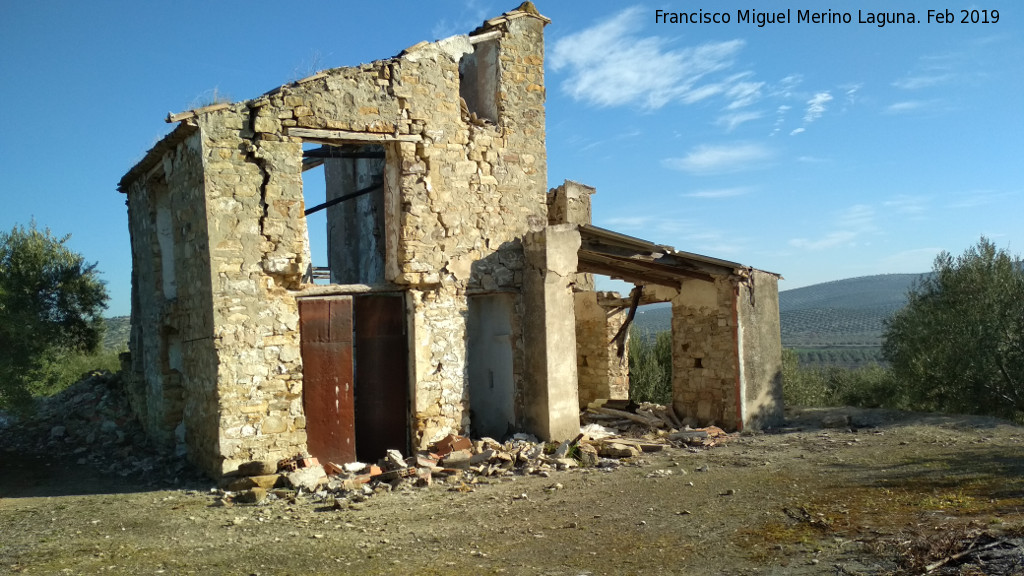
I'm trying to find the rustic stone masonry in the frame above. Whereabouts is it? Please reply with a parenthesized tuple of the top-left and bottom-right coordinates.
(671, 270, 782, 430)
(119, 2, 783, 479)
(546, 180, 630, 408)
(574, 292, 630, 407)
(120, 4, 561, 477)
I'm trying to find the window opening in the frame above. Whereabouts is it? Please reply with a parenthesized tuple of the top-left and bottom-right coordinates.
(459, 38, 499, 124)
(300, 144, 386, 284)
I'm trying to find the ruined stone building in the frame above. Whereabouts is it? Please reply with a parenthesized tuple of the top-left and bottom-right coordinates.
(118, 3, 783, 478)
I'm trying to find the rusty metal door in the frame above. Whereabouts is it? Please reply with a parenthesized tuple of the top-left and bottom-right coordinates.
(353, 293, 409, 462)
(299, 297, 356, 464)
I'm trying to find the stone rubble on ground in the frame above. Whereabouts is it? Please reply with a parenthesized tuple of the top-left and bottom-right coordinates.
(214, 397, 734, 508)
(0, 371, 203, 486)
(0, 373, 733, 507)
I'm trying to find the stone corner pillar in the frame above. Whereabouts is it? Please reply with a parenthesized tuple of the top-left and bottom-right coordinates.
(522, 224, 581, 441)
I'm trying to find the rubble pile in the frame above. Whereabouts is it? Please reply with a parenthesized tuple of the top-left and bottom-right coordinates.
(217, 399, 731, 507)
(2, 374, 729, 503)
(0, 371, 200, 485)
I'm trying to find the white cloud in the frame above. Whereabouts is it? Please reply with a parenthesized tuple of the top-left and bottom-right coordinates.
(881, 247, 942, 271)
(770, 104, 791, 135)
(548, 7, 745, 109)
(797, 155, 828, 163)
(844, 84, 861, 100)
(724, 76, 764, 109)
(947, 190, 1017, 209)
(681, 84, 726, 104)
(839, 204, 875, 229)
(883, 195, 929, 216)
(598, 215, 748, 255)
(885, 100, 927, 114)
(431, 0, 490, 39)
(717, 111, 762, 132)
(772, 74, 803, 98)
(663, 143, 773, 175)
(684, 186, 752, 198)
(803, 92, 833, 122)
(788, 204, 876, 251)
(789, 127, 805, 136)
(892, 74, 953, 90)
(603, 216, 654, 229)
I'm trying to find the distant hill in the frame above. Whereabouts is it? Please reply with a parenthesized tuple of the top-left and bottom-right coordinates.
(630, 273, 928, 367)
(103, 316, 131, 351)
(631, 302, 672, 336)
(779, 273, 925, 348)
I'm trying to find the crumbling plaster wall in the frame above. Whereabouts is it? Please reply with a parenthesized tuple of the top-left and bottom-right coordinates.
(124, 128, 220, 470)
(737, 270, 784, 429)
(547, 180, 595, 290)
(523, 224, 582, 441)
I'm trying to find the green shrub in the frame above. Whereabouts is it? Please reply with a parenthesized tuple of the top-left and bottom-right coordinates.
(27, 348, 123, 400)
(884, 237, 1024, 421)
(782, 348, 896, 408)
(628, 329, 672, 404)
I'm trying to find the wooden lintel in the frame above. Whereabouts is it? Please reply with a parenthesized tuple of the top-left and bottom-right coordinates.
(296, 283, 403, 298)
(295, 71, 328, 85)
(166, 102, 231, 123)
(288, 127, 420, 143)
(302, 147, 387, 159)
(469, 30, 502, 44)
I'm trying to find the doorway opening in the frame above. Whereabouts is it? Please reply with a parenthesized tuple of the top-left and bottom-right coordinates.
(299, 293, 410, 464)
(467, 293, 516, 439)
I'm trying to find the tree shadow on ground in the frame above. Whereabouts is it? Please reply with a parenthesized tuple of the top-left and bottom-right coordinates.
(0, 448, 208, 499)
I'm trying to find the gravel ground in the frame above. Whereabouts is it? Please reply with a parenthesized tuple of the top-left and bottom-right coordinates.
(3, 386, 1024, 575)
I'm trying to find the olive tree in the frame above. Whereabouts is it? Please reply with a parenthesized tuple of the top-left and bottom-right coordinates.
(883, 237, 1024, 420)
(0, 222, 108, 411)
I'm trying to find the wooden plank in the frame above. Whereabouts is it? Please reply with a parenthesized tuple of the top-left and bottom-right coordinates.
(590, 407, 663, 428)
(469, 30, 502, 44)
(593, 251, 717, 283)
(166, 102, 231, 123)
(288, 127, 420, 143)
(577, 254, 682, 288)
(601, 438, 666, 452)
(301, 157, 325, 172)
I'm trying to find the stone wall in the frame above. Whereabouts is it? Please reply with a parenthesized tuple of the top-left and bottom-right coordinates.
(123, 126, 219, 469)
(737, 270, 784, 428)
(671, 278, 741, 430)
(574, 292, 630, 406)
(195, 110, 308, 475)
(122, 5, 554, 476)
(547, 180, 595, 291)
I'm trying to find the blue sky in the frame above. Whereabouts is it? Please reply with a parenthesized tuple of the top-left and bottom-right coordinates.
(2, 1, 1021, 317)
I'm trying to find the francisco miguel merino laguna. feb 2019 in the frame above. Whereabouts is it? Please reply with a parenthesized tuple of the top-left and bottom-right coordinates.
(654, 8, 1001, 27)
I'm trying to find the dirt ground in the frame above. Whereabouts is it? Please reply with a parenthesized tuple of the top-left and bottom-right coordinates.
(3, 406, 1024, 575)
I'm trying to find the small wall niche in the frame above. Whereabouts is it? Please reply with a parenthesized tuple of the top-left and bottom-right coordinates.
(153, 187, 177, 300)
